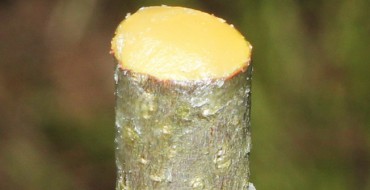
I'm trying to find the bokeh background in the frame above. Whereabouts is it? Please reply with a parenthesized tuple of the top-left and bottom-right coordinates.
(1, 0, 369, 189)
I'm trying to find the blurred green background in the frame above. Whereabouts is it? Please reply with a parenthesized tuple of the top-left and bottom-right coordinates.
(1, 0, 369, 189)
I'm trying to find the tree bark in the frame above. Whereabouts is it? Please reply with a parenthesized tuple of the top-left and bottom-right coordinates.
(115, 65, 252, 190)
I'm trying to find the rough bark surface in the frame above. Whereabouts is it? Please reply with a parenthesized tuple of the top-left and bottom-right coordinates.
(115, 65, 252, 190)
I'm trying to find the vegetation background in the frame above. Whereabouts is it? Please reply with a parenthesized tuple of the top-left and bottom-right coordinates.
(0, 0, 369, 189)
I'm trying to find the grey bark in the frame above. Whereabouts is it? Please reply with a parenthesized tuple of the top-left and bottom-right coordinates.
(115, 65, 253, 190)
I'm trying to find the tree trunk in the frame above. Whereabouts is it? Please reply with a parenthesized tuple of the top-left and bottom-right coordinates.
(115, 65, 253, 190)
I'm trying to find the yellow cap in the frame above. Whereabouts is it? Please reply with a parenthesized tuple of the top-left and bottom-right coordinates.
(111, 6, 252, 80)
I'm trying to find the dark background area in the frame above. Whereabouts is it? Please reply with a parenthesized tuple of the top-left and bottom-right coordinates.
(1, 0, 369, 189)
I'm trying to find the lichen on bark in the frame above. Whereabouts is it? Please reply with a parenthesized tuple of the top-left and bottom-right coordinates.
(115, 65, 252, 190)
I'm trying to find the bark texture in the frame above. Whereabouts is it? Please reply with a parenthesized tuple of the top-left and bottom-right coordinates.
(115, 65, 252, 190)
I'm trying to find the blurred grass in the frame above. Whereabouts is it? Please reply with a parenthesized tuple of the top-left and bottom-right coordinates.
(0, 0, 369, 189)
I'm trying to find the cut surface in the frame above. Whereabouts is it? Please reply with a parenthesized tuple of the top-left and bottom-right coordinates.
(112, 6, 252, 81)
